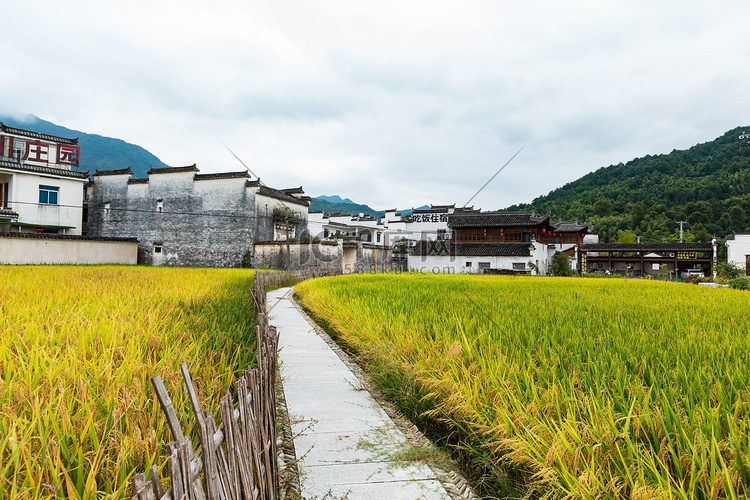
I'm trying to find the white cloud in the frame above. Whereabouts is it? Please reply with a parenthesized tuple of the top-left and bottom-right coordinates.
(2, 0, 750, 211)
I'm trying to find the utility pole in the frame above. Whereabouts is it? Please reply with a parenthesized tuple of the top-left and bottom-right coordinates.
(676, 221, 689, 243)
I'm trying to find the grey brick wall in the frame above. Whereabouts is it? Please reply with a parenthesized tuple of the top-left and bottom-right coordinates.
(89, 173, 256, 267)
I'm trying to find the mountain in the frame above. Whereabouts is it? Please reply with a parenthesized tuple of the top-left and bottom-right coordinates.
(317, 194, 355, 205)
(0, 114, 169, 177)
(505, 126, 750, 244)
(309, 196, 384, 217)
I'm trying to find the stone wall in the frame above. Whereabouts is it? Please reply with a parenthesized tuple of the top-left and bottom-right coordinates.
(342, 242, 393, 274)
(253, 241, 343, 274)
(254, 240, 393, 274)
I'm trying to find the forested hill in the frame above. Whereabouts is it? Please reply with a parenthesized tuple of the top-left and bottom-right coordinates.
(505, 126, 750, 243)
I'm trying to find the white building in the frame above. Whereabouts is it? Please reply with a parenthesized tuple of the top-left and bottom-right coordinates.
(409, 211, 597, 275)
(308, 204, 481, 248)
(0, 123, 87, 234)
(308, 212, 384, 243)
(726, 233, 750, 275)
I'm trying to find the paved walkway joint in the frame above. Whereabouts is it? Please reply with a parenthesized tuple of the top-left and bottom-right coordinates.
(268, 287, 452, 500)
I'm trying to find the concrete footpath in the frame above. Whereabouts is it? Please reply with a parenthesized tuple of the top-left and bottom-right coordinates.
(268, 287, 453, 500)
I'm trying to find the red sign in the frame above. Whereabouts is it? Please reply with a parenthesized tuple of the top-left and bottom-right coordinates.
(57, 144, 80, 167)
(23, 141, 50, 163)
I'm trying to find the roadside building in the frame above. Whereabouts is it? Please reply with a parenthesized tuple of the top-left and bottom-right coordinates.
(725, 233, 750, 275)
(578, 242, 715, 277)
(88, 166, 310, 267)
(0, 123, 87, 234)
(409, 210, 595, 275)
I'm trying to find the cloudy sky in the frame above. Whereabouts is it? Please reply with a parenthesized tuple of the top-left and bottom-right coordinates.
(2, 1, 749, 211)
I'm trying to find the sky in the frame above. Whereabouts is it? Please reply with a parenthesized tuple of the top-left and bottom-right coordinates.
(2, 1, 750, 211)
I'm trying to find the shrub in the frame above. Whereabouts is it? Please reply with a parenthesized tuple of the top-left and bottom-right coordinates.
(716, 261, 744, 280)
(730, 276, 750, 290)
(241, 249, 253, 268)
(581, 272, 604, 278)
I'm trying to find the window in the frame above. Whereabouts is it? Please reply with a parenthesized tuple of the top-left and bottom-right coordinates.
(437, 229, 446, 240)
(513, 262, 526, 271)
(157, 199, 163, 213)
(39, 185, 59, 205)
(478, 262, 490, 270)
(377, 232, 381, 243)
(522, 231, 531, 243)
(13, 141, 24, 161)
(466, 261, 472, 267)
(154, 245, 162, 254)
(324, 229, 329, 238)
(104, 202, 111, 215)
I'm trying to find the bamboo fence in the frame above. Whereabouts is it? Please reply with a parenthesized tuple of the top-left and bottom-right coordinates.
(130, 269, 331, 500)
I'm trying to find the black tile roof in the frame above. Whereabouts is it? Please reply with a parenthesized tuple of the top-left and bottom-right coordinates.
(0, 208, 18, 218)
(256, 185, 310, 206)
(0, 123, 78, 145)
(552, 220, 589, 232)
(580, 243, 713, 252)
(194, 171, 249, 181)
(127, 177, 149, 184)
(413, 208, 449, 214)
(410, 240, 533, 257)
(449, 211, 549, 228)
(1, 160, 89, 179)
(281, 186, 304, 194)
(96, 167, 132, 176)
(147, 164, 198, 175)
(455, 242, 533, 256)
(0, 232, 137, 243)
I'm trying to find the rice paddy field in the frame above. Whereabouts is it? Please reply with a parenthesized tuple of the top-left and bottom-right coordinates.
(296, 273, 750, 499)
(0, 266, 257, 499)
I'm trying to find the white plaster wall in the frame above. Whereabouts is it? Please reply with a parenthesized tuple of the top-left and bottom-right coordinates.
(308, 213, 326, 238)
(408, 254, 538, 274)
(194, 178, 249, 210)
(0, 237, 138, 265)
(404, 219, 449, 240)
(147, 171, 196, 191)
(583, 234, 599, 244)
(727, 234, 750, 274)
(10, 171, 84, 234)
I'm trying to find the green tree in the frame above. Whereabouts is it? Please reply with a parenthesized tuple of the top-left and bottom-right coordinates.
(551, 252, 574, 276)
(691, 223, 711, 242)
(616, 230, 637, 243)
(728, 205, 747, 231)
(628, 201, 646, 227)
(593, 198, 613, 217)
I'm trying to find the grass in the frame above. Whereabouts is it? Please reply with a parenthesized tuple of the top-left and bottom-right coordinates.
(0, 265, 257, 499)
(296, 273, 750, 499)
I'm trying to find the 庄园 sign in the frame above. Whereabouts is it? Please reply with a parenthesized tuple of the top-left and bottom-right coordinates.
(0, 135, 80, 168)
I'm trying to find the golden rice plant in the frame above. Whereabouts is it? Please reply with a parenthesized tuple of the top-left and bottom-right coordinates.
(0, 265, 256, 499)
(296, 273, 750, 499)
